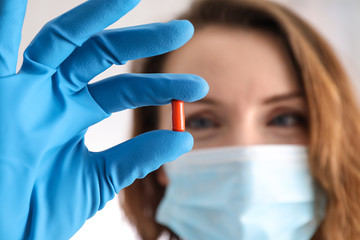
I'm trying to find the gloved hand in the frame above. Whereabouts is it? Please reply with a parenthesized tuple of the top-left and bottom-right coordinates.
(0, 0, 208, 239)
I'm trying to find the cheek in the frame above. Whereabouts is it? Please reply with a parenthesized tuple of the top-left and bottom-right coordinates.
(193, 135, 233, 149)
(260, 125, 309, 145)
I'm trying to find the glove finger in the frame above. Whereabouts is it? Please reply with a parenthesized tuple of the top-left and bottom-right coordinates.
(0, 0, 27, 76)
(92, 130, 193, 207)
(87, 73, 209, 114)
(58, 20, 194, 92)
(22, 0, 140, 69)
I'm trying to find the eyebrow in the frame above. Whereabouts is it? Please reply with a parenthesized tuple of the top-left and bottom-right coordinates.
(263, 91, 304, 104)
(190, 92, 304, 105)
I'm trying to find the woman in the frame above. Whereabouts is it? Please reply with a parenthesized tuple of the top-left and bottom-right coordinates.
(121, 0, 360, 239)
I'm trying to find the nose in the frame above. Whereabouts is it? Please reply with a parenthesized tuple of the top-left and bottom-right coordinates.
(223, 120, 264, 146)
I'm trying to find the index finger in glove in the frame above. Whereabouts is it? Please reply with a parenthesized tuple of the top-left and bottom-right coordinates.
(23, 0, 140, 69)
(57, 20, 194, 92)
(87, 73, 209, 114)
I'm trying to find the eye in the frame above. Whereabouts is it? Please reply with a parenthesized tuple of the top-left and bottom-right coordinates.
(269, 113, 307, 127)
(185, 113, 219, 130)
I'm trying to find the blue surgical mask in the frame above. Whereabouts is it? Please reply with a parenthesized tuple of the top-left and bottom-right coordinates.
(156, 145, 327, 240)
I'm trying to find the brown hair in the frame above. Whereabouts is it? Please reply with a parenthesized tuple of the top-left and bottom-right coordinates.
(121, 0, 360, 239)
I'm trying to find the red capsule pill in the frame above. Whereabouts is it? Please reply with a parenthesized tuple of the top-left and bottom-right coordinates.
(172, 100, 185, 132)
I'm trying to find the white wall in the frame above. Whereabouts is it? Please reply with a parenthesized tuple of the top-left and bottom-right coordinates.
(18, 0, 360, 239)
(276, 0, 360, 92)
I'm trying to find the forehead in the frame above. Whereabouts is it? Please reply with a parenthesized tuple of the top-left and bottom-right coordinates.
(163, 25, 300, 105)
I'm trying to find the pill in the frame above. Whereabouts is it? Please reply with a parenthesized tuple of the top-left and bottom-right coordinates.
(172, 100, 185, 132)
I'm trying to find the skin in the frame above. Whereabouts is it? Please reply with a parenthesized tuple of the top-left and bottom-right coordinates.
(158, 25, 308, 184)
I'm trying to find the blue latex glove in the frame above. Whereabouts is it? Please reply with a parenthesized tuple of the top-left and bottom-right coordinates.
(0, 0, 208, 239)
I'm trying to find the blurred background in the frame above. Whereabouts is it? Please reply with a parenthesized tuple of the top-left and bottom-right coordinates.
(18, 0, 359, 239)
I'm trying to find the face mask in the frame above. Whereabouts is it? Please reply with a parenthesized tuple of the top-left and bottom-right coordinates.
(156, 145, 327, 240)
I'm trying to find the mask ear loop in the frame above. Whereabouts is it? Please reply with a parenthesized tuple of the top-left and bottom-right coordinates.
(314, 181, 328, 221)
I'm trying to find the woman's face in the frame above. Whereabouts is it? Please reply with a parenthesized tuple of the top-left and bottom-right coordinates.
(159, 25, 308, 149)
